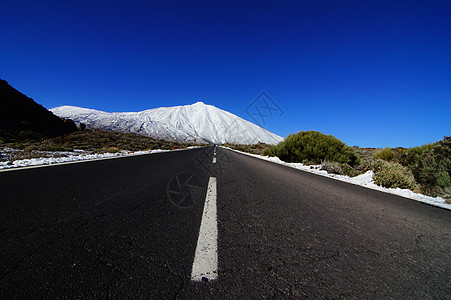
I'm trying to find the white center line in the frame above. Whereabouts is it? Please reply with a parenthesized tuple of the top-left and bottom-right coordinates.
(212, 157, 216, 163)
(191, 177, 218, 282)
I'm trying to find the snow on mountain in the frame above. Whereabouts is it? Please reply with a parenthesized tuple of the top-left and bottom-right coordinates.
(50, 102, 284, 144)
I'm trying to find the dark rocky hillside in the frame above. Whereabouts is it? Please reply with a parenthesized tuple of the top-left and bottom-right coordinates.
(0, 79, 78, 142)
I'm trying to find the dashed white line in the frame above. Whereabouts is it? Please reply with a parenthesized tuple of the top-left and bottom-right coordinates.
(212, 157, 216, 163)
(191, 176, 218, 282)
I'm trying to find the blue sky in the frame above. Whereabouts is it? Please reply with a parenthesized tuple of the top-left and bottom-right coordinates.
(1, 0, 450, 148)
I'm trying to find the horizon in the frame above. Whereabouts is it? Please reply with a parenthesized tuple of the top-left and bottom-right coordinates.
(1, 0, 450, 148)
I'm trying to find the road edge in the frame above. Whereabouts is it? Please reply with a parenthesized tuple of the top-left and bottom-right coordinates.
(221, 146, 450, 211)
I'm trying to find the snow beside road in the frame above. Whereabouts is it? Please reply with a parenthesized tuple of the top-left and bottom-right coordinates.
(225, 148, 450, 211)
(0, 149, 184, 171)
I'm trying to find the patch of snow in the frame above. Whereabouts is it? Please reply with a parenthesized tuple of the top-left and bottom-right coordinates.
(0, 149, 181, 171)
(223, 147, 450, 211)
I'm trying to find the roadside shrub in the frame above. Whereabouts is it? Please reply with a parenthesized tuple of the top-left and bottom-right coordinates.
(23, 145, 34, 152)
(341, 163, 357, 177)
(106, 146, 119, 153)
(373, 147, 394, 162)
(265, 131, 360, 166)
(373, 159, 418, 190)
(228, 142, 270, 155)
(392, 147, 406, 162)
(436, 171, 451, 188)
(263, 145, 277, 156)
(400, 137, 451, 196)
(321, 161, 343, 175)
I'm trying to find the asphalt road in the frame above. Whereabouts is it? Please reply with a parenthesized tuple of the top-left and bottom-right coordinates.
(0, 146, 450, 299)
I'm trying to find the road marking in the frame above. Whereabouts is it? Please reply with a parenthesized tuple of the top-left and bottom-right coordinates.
(191, 177, 218, 282)
(212, 157, 216, 163)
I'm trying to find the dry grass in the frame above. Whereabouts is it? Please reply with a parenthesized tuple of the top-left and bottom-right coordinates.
(1, 129, 203, 160)
(223, 142, 271, 155)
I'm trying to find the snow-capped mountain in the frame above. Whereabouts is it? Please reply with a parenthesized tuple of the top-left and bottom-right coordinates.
(50, 102, 284, 144)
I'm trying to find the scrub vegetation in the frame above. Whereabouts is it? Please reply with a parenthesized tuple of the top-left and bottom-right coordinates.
(262, 130, 450, 199)
(372, 160, 418, 190)
(1, 129, 194, 152)
(223, 142, 269, 155)
(399, 138, 451, 197)
(263, 131, 360, 166)
(0, 129, 202, 162)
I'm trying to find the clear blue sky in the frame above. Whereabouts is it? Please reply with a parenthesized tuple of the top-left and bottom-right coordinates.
(1, 0, 450, 148)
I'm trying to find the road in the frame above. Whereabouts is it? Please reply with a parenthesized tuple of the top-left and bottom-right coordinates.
(0, 146, 450, 299)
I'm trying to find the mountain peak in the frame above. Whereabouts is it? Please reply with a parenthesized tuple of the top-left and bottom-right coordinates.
(51, 103, 284, 144)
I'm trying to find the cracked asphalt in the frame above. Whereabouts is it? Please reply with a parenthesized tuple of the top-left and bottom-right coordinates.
(0, 146, 450, 299)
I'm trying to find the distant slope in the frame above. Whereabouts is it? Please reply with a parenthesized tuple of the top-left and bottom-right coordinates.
(0, 79, 78, 142)
(51, 102, 284, 144)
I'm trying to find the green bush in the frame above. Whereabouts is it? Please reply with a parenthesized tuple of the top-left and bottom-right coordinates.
(373, 147, 394, 162)
(320, 161, 358, 177)
(262, 145, 276, 156)
(321, 161, 343, 175)
(265, 131, 360, 166)
(373, 159, 418, 190)
(436, 171, 451, 188)
(341, 163, 357, 177)
(400, 137, 451, 196)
